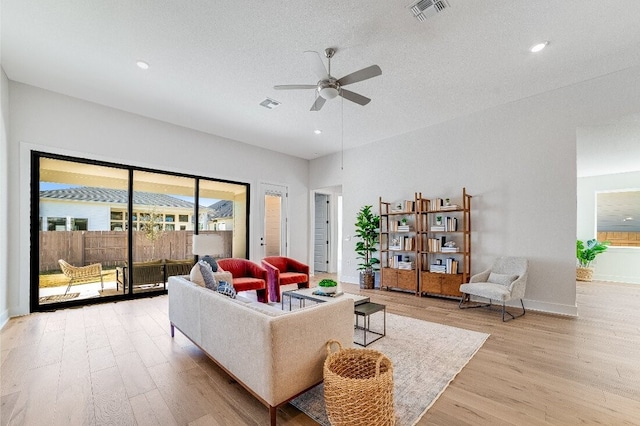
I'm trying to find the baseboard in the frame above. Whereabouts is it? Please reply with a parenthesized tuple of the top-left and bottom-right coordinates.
(594, 273, 640, 285)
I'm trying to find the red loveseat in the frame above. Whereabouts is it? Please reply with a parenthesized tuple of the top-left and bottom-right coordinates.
(217, 258, 269, 303)
(261, 256, 310, 303)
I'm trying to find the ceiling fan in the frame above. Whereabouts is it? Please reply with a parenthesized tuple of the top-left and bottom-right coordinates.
(274, 48, 382, 111)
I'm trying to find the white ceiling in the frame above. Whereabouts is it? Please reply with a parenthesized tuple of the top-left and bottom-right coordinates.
(3, 0, 640, 160)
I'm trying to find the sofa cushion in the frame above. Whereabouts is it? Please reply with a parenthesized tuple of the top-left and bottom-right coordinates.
(279, 272, 308, 285)
(487, 272, 519, 286)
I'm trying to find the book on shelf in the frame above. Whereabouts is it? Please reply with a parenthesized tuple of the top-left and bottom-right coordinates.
(441, 247, 460, 253)
(397, 261, 415, 270)
(397, 225, 411, 232)
(429, 264, 446, 273)
(389, 245, 402, 251)
(440, 204, 460, 211)
(430, 226, 445, 232)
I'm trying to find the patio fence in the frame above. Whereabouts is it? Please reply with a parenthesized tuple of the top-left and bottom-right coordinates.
(38, 230, 233, 272)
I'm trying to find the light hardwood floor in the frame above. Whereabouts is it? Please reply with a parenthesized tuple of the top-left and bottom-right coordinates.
(2, 279, 640, 425)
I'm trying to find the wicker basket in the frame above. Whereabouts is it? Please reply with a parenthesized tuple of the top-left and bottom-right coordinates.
(576, 266, 594, 282)
(323, 340, 395, 426)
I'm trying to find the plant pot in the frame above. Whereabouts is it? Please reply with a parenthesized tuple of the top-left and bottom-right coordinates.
(359, 271, 375, 289)
(576, 266, 594, 282)
(319, 285, 337, 294)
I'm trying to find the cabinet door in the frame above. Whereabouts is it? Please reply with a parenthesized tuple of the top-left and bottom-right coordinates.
(396, 269, 416, 291)
(440, 274, 463, 296)
(420, 272, 442, 293)
(381, 268, 398, 288)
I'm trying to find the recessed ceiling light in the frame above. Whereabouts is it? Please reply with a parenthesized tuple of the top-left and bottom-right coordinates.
(529, 42, 549, 53)
(136, 60, 150, 70)
(314, 129, 322, 135)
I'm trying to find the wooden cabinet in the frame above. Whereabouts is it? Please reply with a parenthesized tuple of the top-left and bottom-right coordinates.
(420, 271, 463, 297)
(417, 188, 472, 298)
(379, 196, 419, 294)
(382, 268, 417, 292)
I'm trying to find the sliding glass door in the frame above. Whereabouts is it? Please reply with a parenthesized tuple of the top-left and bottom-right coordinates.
(32, 152, 249, 311)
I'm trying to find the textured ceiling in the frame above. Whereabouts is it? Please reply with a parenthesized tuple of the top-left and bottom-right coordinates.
(3, 0, 640, 160)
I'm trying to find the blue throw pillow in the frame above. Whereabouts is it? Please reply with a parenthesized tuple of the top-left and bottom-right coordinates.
(217, 281, 236, 299)
(201, 255, 219, 272)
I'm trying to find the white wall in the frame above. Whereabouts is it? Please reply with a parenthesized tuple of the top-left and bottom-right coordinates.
(0, 68, 9, 327)
(577, 171, 640, 283)
(7, 82, 309, 317)
(312, 64, 640, 316)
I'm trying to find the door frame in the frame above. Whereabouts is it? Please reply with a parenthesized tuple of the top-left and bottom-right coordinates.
(258, 182, 289, 259)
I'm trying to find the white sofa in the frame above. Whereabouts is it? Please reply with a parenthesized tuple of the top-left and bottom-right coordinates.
(168, 275, 354, 425)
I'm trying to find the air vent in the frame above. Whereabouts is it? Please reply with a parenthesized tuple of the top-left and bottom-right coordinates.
(260, 98, 281, 109)
(408, 0, 450, 22)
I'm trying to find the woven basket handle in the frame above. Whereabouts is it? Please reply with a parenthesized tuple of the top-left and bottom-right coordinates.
(326, 339, 343, 356)
(375, 354, 385, 377)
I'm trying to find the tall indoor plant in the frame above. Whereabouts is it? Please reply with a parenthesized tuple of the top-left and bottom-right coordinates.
(576, 239, 609, 282)
(355, 205, 380, 289)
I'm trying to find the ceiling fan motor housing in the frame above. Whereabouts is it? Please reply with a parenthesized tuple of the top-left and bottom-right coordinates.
(318, 78, 340, 99)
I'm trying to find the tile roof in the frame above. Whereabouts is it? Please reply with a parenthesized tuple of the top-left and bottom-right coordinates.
(208, 200, 233, 218)
(40, 187, 198, 209)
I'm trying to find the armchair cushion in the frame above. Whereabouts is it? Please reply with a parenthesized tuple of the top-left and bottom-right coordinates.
(487, 273, 518, 286)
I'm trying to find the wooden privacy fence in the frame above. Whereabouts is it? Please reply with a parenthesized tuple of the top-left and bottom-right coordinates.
(39, 230, 233, 272)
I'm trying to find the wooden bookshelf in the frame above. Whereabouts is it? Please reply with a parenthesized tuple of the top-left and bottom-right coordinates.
(417, 188, 472, 298)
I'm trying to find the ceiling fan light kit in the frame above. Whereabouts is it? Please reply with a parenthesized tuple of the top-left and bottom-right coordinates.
(274, 47, 382, 111)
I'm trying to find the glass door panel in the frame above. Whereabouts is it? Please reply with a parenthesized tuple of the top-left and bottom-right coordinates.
(131, 171, 196, 294)
(37, 157, 129, 306)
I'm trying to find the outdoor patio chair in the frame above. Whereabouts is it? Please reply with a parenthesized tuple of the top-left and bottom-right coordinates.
(58, 259, 104, 295)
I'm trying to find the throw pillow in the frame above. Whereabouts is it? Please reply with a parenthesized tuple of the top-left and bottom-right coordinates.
(217, 281, 237, 299)
(201, 255, 218, 272)
(487, 272, 518, 286)
(198, 261, 218, 290)
(190, 260, 218, 289)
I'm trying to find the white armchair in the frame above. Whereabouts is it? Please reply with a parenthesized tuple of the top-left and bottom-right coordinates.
(459, 256, 528, 321)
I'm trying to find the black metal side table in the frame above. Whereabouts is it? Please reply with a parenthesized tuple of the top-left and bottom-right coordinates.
(354, 302, 386, 347)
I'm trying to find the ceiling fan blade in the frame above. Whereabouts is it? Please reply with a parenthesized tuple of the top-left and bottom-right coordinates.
(310, 96, 326, 111)
(304, 51, 329, 80)
(337, 65, 382, 86)
(274, 84, 317, 90)
(339, 89, 371, 106)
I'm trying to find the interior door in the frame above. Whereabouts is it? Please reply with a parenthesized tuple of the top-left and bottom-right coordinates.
(260, 184, 287, 257)
(314, 193, 330, 272)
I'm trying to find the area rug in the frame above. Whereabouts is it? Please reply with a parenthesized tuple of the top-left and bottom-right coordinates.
(290, 313, 489, 426)
(38, 292, 80, 303)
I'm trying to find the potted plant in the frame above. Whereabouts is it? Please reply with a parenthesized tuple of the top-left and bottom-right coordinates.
(576, 239, 610, 282)
(318, 278, 338, 294)
(355, 205, 380, 289)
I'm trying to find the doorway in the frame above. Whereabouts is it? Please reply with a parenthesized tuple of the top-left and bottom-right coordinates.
(314, 193, 330, 272)
(260, 183, 288, 257)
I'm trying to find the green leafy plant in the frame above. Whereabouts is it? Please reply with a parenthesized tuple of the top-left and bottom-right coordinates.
(576, 239, 610, 267)
(318, 279, 337, 287)
(355, 205, 380, 273)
